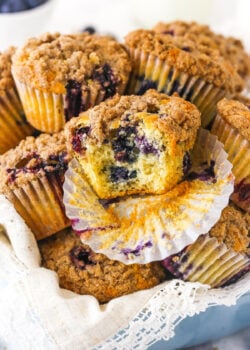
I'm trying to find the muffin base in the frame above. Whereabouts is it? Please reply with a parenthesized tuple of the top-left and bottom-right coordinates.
(0, 88, 34, 154)
(5, 173, 70, 240)
(126, 49, 228, 127)
(211, 113, 250, 212)
(162, 234, 250, 287)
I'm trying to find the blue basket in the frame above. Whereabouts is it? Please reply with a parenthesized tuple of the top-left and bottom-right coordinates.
(149, 291, 250, 349)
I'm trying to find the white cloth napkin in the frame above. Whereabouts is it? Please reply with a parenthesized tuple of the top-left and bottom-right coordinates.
(0, 194, 249, 350)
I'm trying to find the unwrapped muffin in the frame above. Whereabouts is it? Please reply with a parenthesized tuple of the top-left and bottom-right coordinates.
(0, 47, 34, 154)
(65, 89, 200, 199)
(211, 98, 250, 212)
(162, 205, 250, 287)
(0, 132, 71, 240)
(12, 32, 131, 133)
(39, 229, 168, 303)
(125, 29, 243, 127)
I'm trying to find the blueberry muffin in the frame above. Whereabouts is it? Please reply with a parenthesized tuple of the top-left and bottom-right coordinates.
(162, 205, 250, 287)
(0, 132, 71, 240)
(125, 29, 243, 127)
(65, 89, 201, 199)
(0, 47, 34, 154)
(12, 32, 131, 133)
(153, 21, 250, 80)
(39, 229, 168, 303)
(211, 98, 250, 212)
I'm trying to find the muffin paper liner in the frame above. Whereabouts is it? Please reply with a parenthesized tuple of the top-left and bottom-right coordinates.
(162, 234, 250, 288)
(13, 77, 123, 133)
(5, 173, 70, 240)
(0, 88, 34, 154)
(126, 49, 228, 127)
(63, 129, 234, 264)
(211, 113, 250, 212)
(13, 79, 65, 133)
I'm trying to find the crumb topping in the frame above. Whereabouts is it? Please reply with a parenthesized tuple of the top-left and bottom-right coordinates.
(209, 205, 249, 254)
(39, 229, 167, 303)
(217, 98, 250, 141)
(0, 47, 16, 91)
(66, 89, 201, 148)
(125, 29, 243, 93)
(12, 32, 131, 94)
(0, 131, 70, 191)
(153, 21, 250, 78)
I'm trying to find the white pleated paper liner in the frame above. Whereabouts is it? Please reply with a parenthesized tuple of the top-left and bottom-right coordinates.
(63, 129, 234, 264)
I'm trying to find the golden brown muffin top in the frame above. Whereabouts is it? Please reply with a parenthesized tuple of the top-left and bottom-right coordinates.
(66, 89, 201, 149)
(125, 29, 243, 93)
(217, 98, 250, 141)
(153, 21, 249, 79)
(0, 47, 16, 92)
(39, 229, 167, 303)
(0, 131, 70, 191)
(12, 32, 131, 94)
(209, 205, 249, 254)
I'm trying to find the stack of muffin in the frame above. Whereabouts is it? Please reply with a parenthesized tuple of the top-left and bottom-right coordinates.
(0, 22, 249, 303)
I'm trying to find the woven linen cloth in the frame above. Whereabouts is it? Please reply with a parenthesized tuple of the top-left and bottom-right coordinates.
(0, 194, 249, 350)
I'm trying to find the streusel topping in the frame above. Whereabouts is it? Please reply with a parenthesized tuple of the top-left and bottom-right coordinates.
(66, 89, 201, 147)
(125, 29, 243, 93)
(217, 98, 250, 142)
(0, 131, 70, 190)
(0, 47, 16, 92)
(12, 32, 131, 94)
(153, 21, 249, 79)
(209, 205, 249, 254)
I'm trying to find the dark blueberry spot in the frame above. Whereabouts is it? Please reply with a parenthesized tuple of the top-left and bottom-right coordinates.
(135, 135, 159, 155)
(182, 152, 192, 176)
(234, 179, 250, 202)
(182, 46, 191, 52)
(93, 63, 119, 99)
(169, 79, 181, 95)
(69, 246, 96, 270)
(186, 160, 216, 182)
(46, 152, 68, 173)
(166, 69, 174, 84)
(111, 126, 139, 163)
(81, 26, 96, 34)
(137, 78, 157, 95)
(162, 30, 175, 36)
(64, 80, 89, 121)
(6, 151, 68, 184)
(121, 240, 153, 257)
(221, 264, 250, 287)
(185, 86, 195, 101)
(109, 166, 137, 183)
(72, 127, 90, 153)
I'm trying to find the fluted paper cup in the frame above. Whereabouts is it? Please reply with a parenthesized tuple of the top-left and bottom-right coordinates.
(6, 173, 70, 240)
(162, 234, 250, 288)
(126, 49, 228, 127)
(211, 113, 250, 212)
(0, 88, 34, 154)
(13, 78, 111, 133)
(63, 129, 234, 264)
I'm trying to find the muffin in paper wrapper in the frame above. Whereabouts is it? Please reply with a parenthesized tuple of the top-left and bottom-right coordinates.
(63, 129, 234, 264)
(0, 88, 34, 154)
(5, 173, 70, 241)
(12, 78, 112, 134)
(162, 234, 250, 288)
(211, 113, 250, 212)
(126, 49, 229, 127)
